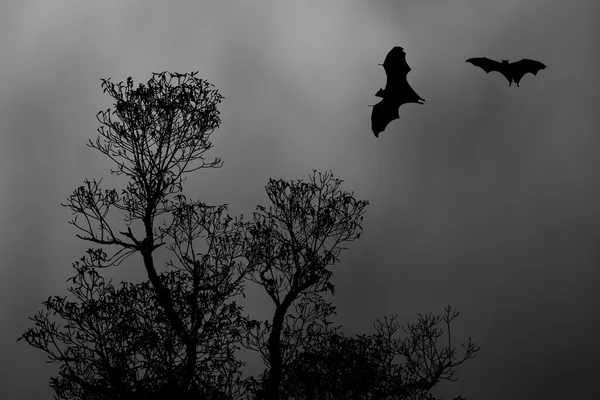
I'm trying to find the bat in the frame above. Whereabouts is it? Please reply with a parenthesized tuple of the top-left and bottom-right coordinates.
(466, 57, 547, 87)
(370, 47, 425, 138)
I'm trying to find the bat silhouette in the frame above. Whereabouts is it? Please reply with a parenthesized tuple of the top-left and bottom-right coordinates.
(466, 57, 547, 87)
(371, 47, 425, 138)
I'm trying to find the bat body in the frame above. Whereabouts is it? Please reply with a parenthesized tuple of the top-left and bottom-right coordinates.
(466, 57, 547, 87)
(371, 47, 424, 138)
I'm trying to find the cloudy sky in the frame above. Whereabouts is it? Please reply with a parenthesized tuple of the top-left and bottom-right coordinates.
(1, 1, 598, 399)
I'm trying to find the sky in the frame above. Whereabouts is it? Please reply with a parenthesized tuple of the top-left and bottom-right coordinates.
(1, 0, 598, 399)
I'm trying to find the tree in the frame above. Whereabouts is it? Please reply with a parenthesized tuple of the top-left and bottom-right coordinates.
(242, 171, 369, 400)
(19, 71, 254, 399)
(19, 198, 253, 399)
(281, 307, 479, 400)
(68, 70, 227, 397)
(19, 70, 479, 400)
(241, 172, 479, 400)
(19, 258, 248, 400)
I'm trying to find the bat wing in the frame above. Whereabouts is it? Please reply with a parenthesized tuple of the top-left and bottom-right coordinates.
(378, 80, 425, 106)
(393, 80, 425, 106)
(466, 57, 512, 84)
(510, 59, 547, 86)
(371, 97, 400, 138)
(466, 57, 503, 73)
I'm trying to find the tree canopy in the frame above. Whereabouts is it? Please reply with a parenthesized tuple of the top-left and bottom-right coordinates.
(19, 71, 479, 400)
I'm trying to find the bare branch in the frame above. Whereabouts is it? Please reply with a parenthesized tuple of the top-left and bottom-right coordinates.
(244, 170, 369, 400)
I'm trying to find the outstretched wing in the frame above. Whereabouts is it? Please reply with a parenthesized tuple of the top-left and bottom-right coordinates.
(371, 97, 400, 138)
(510, 59, 547, 85)
(466, 57, 512, 85)
(466, 57, 503, 73)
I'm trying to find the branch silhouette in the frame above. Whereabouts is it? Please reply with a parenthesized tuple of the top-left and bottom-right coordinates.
(20, 71, 480, 400)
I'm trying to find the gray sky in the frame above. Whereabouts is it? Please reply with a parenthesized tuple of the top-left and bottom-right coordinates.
(1, 1, 598, 399)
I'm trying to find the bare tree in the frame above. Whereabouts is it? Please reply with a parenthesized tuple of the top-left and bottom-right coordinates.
(19, 255, 248, 400)
(242, 171, 370, 400)
(19, 70, 479, 400)
(18, 71, 257, 399)
(241, 172, 479, 400)
(282, 306, 479, 400)
(65, 71, 227, 396)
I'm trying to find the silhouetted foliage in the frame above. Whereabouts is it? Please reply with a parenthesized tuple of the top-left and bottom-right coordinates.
(236, 172, 479, 400)
(242, 171, 369, 400)
(19, 71, 247, 399)
(19, 70, 480, 400)
(64, 70, 229, 395)
(19, 199, 253, 399)
(281, 307, 478, 400)
(19, 262, 247, 400)
(65, 70, 223, 268)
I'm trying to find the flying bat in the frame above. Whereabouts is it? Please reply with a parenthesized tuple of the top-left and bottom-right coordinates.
(466, 57, 547, 87)
(371, 47, 425, 138)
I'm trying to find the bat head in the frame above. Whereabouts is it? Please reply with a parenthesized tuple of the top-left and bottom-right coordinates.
(501, 60, 509, 64)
